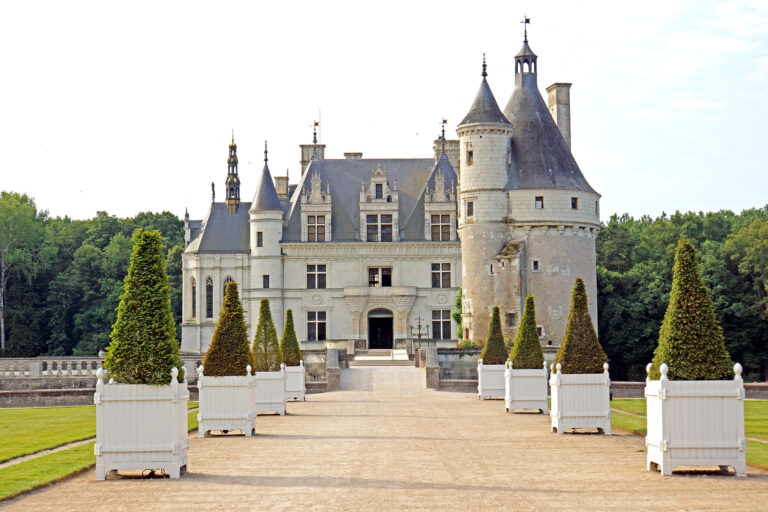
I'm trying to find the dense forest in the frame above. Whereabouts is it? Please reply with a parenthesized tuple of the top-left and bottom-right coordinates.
(1, 191, 766, 380)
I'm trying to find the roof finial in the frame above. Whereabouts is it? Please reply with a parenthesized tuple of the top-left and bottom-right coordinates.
(312, 120, 319, 160)
(521, 15, 530, 43)
(482, 53, 487, 78)
(440, 118, 447, 153)
(231, 128, 234, 144)
(264, 140, 268, 163)
(211, 182, 215, 202)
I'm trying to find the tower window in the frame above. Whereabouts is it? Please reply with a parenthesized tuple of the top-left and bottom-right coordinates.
(467, 150, 473, 165)
(205, 276, 213, 318)
(307, 264, 327, 289)
(535, 196, 544, 209)
(537, 325, 545, 337)
(431, 214, 451, 241)
(467, 201, 474, 217)
(571, 197, 578, 209)
(532, 260, 540, 272)
(263, 275, 270, 289)
(257, 232, 263, 247)
(506, 313, 516, 328)
(308, 215, 325, 242)
(191, 278, 196, 318)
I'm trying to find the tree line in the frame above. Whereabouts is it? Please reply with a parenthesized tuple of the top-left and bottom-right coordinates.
(1, 191, 766, 380)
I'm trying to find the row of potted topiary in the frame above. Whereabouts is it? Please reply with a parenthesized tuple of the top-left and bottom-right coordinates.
(93, 230, 305, 480)
(477, 239, 747, 476)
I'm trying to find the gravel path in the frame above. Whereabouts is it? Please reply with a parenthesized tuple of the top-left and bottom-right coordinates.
(3, 367, 767, 511)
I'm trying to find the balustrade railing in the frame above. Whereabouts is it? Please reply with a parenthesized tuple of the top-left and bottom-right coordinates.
(1, 356, 204, 382)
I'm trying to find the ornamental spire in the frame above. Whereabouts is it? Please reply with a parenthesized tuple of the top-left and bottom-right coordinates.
(225, 133, 241, 213)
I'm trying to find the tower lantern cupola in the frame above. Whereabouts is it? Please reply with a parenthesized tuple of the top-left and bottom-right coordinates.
(514, 17, 538, 90)
(225, 133, 241, 214)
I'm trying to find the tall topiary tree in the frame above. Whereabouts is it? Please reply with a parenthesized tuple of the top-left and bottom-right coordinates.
(202, 282, 253, 376)
(479, 306, 507, 365)
(252, 298, 282, 372)
(649, 239, 733, 380)
(554, 278, 608, 374)
(103, 229, 182, 384)
(280, 309, 302, 367)
(509, 296, 544, 369)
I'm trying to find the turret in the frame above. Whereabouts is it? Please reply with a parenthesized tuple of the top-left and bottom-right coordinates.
(456, 56, 514, 341)
(225, 133, 241, 214)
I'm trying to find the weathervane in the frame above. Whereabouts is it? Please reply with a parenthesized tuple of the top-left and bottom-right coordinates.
(521, 15, 530, 42)
(440, 118, 447, 153)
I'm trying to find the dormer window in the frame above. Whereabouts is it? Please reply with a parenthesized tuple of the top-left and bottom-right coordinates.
(366, 214, 393, 242)
(308, 215, 325, 242)
(375, 184, 383, 199)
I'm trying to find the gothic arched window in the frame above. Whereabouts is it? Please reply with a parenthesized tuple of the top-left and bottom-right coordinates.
(223, 276, 233, 297)
(191, 277, 197, 318)
(205, 276, 213, 318)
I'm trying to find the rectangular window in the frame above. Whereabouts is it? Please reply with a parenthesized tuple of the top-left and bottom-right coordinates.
(571, 197, 578, 209)
(263, 275, 270, 289)
(430, 214, 451, 241)
(467, 201, 474, 217)
(257, 231, 263, 247)
(535, 196, 544, 209)
(307, 264, 327, 289)
(536, 325, 545, 337)
(191, 284, 196, 318)
(532, 260, 540, 272)
(431, 263, 451, 288)
(467, 150, 473, 165)
(506, 313, 516, 328)
(432, 310, 451, 340)
(307, 311, 327, 341)
(368, 267, 392, 287)
(375, 184, 383, 199)
(366, 214, 393, 242)
(307, 215, 326, 242)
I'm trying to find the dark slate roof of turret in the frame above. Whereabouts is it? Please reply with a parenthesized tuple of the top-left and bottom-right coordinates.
(401, 151, 458, 240)
(503, 78, 597, 194)
(516, 41, 536, 57)
(251, 162, 282, 211)
(459, 78, 511, 126)
(185, 202, 252, 253)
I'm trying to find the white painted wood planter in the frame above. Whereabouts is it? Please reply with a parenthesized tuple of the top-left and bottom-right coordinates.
(253, 364, 286, 415)
(645, 363, 747, 476)
(285, 361, 306, 401)
(94, 367, 189, 480)
(196, 365, 256, 438)
(477, 359, 506, 400)
(550, 363, 611, 435)
(505, 360, 549, 413)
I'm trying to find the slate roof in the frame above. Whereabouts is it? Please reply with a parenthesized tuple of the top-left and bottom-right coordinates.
(459, 78, 511, 126)
(251, 162, 282, 211)
(401, 151, 458, 241)
(503, 74, 597, 194)
(185, 202, 252, 253)
(283, 157, 451, 242)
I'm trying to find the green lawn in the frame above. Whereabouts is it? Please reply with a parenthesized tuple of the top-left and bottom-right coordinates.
(0, 406, 95, 463)
(610, 398, 768, 470)
(0, 442, 95, 501)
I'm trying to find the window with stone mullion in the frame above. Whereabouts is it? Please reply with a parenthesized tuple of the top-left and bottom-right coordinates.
(366, 214, 393, 242)
(431, 263, 451, 288)
(430, 214, 451, 241)
(307, 264, 327, 289)
(307, 311, 327, 341)
(308, 215, 325, 242)
(432, 310, 451, 340)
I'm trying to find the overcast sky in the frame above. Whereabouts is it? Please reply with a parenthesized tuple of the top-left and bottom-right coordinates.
(1, 0, 766, 222)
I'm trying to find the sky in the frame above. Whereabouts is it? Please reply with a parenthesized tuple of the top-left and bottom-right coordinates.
(1, 0, 767, 222)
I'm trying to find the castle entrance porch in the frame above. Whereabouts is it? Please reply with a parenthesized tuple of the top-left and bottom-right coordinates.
(367, 308, 393, 349)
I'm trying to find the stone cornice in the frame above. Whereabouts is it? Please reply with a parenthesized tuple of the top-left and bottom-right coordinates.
(280, 242, 461, 258)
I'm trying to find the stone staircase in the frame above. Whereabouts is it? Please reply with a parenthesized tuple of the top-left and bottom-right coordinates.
(349, 349, 413, 367)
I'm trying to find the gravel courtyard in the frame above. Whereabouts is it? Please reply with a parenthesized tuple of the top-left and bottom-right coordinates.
(4, 366, 767, 511)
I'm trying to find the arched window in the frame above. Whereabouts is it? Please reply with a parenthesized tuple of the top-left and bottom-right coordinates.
(523, 60, 530, 73)
(205, 276, 213, 318)
(223, 276, 233, 297)
(191, 277, 197, 318)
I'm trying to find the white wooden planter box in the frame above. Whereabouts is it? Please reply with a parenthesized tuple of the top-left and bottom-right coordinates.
(645, 363, 747, 476)
(94, 367, 189, 480)
(253, 364, 286, 415)
(505, 361, 549, 413)
(196, 365, 255, 438)
(477, 359, 506, 400)
(550, 363, 611, 435)
(285, 361, 306, 401)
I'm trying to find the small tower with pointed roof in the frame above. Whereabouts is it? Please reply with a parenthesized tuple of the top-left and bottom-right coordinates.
(225, 133, 241, 214)
(456, 55, 515, 341)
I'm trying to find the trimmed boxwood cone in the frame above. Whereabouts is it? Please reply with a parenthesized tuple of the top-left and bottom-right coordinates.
(509, 296, 544, 369)
(479, 306, 507, 365)
(280, 309, 302, 367)
(554, 278, 608, 374)
(202, 282, 254, 376)
(649, 239, 733, 380)
(252, 298, 283, 372)
(103, 229, 183, 384)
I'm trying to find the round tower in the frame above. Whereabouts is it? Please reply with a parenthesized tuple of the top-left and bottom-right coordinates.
(249, 141, 285, 334)
(503, 31, 601, 349)
(457, 57, 514, 342)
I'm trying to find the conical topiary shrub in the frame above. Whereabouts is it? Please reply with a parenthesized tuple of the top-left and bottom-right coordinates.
(648, 239, 733, 380)
(202, 282, 254, 376)
(103, 229, 182, 385)
(280, 309, 302, 367)
(509, 296, 544, 369)
(252, 298, 283, 372)
(554, 278, 608, 374)
(479, 306, 507, 365)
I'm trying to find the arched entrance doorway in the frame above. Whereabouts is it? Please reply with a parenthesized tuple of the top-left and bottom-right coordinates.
(368, 308, 393, 349)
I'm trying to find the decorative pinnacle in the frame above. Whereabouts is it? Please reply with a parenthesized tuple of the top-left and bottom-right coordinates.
(231, 128, 234, 144)
(313, 121, 318, 145)
(264, 140, 268, 163)
(481, 53, 487, 78)
(440, 118, 447, 153)
(521, 15, 530, 43)
(211, 182, 215, 201)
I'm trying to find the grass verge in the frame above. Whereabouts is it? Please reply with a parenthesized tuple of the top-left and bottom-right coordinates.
(611, 411, 647, 436)
(0, 406, 95, 463)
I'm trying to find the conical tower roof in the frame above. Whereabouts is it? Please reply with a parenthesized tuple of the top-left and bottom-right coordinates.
(250, 142, 282, 212)
(459, 57, 511, 126)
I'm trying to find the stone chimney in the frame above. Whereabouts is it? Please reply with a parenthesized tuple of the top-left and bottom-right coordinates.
(344, 152, 363, 159)
(432, 139, 461, 174)
(274, 174, 289, 198)
(300, 143, 326, 175)
(546, 83, 572, 149)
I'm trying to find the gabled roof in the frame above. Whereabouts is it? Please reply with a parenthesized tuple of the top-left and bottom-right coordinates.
(459, 78, 511, 126)
(401, 152, 458, 240)
(185, 202, 252, 253)
(251, 162, 282, 212)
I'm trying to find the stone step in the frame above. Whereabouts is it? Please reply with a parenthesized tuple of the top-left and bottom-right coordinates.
(359, 349, 393, 357)
(349, 359, 414, 367)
